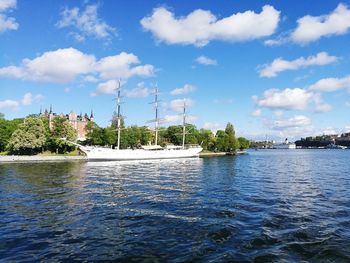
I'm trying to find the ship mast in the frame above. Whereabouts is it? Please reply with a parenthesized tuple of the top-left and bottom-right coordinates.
(116, 80, 122, 150)
(153, 86, 160, 145)
(182, 99, 186, 149)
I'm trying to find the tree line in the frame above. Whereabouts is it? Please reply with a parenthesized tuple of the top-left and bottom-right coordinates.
(0, 113, 250, 155)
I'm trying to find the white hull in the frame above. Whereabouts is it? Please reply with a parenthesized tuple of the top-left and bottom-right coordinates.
(80, 146, 203, 161)
(273, 143, 296, 149)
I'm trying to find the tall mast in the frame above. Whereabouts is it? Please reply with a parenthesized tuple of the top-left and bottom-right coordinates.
(154, 86, 159, 145)
(182, 99, 186, 149)
(116, 80, 122, 150)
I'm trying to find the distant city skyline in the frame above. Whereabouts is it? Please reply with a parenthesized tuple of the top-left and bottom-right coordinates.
(1, 0, 350, 141)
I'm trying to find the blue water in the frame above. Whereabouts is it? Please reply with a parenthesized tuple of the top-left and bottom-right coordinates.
(1, 150, 350, 262)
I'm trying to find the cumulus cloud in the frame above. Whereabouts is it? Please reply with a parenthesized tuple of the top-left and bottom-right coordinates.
(309, 75, 350, 92)
(196, 56, 217, 65)
(251, 108, 262, 117)
(0, 0, 18, 33)
(0, 48, 95, 82)
(322, 127, 338, 135)
(291, 3, 350, 44)
(141, 5, 280, 46)
(253, 88, 331, 113)
(21, 92, 43, 106)
(253, 88, 312, 111)
(0, 99, 19, 109)
(272, 115, 311, 130)
(268, 115, 314, 139)
(83, 75, 99, 82)
(126, 82, 152, 98)
(56, 4, 115, 41)
(0, 0, 16, 11)
(0, 48, 154, 84)
(170, 84, 195, 95)
(91, 79, 118, 96)
(203, 122, 223, 132)
(95, 52, 154, 80)
(162, 114, 197, 124)
(0, 92, 42, 110)
(166, 98, 194, 112)
(258, 52, 338, 78)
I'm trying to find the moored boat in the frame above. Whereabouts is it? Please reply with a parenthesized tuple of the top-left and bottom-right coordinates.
(74, 81, 202, 161)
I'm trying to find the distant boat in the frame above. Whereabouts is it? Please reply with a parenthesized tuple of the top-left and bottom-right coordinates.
(73, 81, 202, 161)
(273, 138, 296, 149)
(325, 143, 347, 149)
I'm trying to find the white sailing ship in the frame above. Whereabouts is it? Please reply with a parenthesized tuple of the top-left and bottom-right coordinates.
(74, 81, 202, 161)
(273, 138, 296, 149)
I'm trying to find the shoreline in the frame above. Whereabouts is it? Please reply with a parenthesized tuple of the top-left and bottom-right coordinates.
(0, 151, 247, 163)
(0, 156, 87, 163)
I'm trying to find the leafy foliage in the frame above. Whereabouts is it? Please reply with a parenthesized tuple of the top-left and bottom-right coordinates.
(7, 117, 46, 155)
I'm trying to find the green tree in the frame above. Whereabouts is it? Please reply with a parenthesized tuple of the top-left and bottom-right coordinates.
(48, 117, 77, 153)
(139, 126, 152, 145)
(7, 117, 46, 155)
(0, 118, 23, 152)
(197, 129, 215, 151)
(237, 137, 250, 150)
(215, 130, 229, 152)
(225, 123, 238, 152)
(0, 112, 4, 119)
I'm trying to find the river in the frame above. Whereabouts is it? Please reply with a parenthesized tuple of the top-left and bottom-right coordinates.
(1, 150, 350, 261)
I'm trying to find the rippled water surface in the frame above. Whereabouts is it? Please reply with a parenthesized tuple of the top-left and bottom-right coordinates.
(1, 150, 350, 262)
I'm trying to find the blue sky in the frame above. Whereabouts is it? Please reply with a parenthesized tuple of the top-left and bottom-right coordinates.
(1, 0, 350, 141)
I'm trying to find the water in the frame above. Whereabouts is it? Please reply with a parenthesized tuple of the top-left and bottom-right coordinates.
(1, 150, 350, 262)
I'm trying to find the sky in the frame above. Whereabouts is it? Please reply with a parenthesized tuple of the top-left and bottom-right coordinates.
(1, 0, 350, 141)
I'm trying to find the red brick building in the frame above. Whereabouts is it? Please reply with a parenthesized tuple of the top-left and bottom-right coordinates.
(41, 106, 94, 141)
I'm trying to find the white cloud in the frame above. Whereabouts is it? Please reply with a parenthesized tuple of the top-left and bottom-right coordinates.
(56, 4, 115, 40)
(0, 0, 18, 33)
(253, 88, 331, 113)
(254, 88, 312, 111)
(263, 115, 315, 140)
(162, 114, 197, 124)
(91, 79, 118, 96)
(309, 75, 350, 92)
(0, 99, 19, 109)
(258, 52, 338, 78)
(272, 115, 311, 130)
(251, 109, 262, 117)
(322, 127, 338, 135)
(0, 0, 16, 11)
(126, 83, 152, 98)
(343, 125, 350, 133)
(0, 48, 95, 83)
(291, 3, 350, 44)
(202, 122, 223, 132)
(0, 65, 23, 78)
(141, 5, 280, 46)
(0, 48, 154, 84)
(167, 98, 194, 112)
(20, 92, 43, 106)
(95, 52, 154, 80)
(83, 75, 99, 82)
(170, 84, 195, 95)
(196, 56, 217, 65)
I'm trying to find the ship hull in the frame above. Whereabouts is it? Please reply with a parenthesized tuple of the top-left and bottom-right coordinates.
(81, 147, 203, 161)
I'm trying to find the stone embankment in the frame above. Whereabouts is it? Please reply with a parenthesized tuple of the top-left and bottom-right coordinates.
(0, 151, 247, 163)
(0, 156, 87, 163)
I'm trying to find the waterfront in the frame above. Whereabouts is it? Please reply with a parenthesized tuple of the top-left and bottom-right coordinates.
(1, 150, 350, 261)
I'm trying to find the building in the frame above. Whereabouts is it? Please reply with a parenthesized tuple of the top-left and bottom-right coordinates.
(41, 106, 94, 141)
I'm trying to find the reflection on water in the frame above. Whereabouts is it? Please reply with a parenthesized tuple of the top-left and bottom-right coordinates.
(1, 151, 350, 261)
